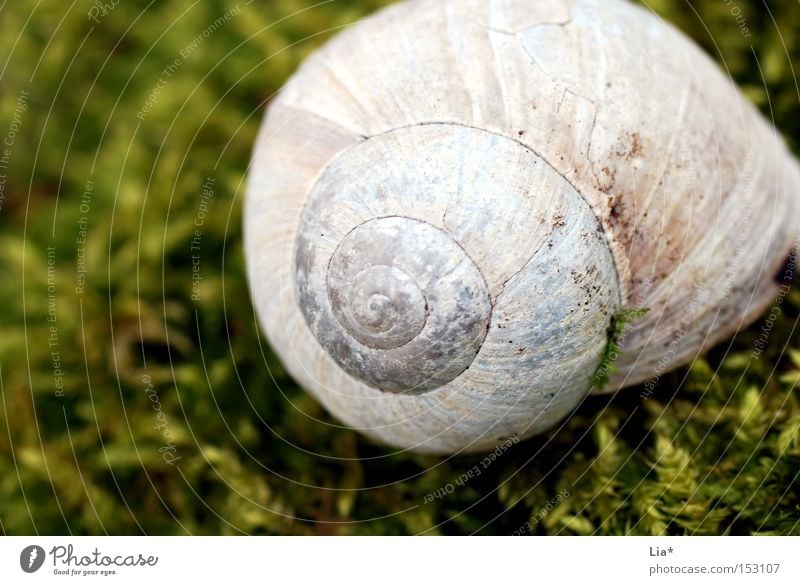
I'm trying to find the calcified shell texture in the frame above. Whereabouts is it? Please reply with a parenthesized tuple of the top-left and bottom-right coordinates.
(246, 0, 800, 454)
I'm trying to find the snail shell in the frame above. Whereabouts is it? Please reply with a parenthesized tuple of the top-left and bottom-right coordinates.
(245, 0, 800, 454)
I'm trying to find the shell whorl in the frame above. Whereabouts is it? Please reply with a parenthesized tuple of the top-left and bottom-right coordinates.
(298, 215, 492, 393)
(293, 124, 620, 401)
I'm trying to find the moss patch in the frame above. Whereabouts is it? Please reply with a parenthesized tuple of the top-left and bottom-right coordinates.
(0, 0, 799, 535)
(593, 307, 651, 391)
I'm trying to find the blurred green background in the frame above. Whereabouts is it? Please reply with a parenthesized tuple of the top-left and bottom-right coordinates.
(0, 0, 798, 535)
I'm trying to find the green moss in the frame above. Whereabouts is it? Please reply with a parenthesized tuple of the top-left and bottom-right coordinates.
(593, 307, 651, 391)
(0, 0, 799, 535)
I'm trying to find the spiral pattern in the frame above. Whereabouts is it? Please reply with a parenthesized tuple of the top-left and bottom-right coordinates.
(291, 123, 622, 403)
(298, 216, 492, 393)
(273, 121, 625, 449)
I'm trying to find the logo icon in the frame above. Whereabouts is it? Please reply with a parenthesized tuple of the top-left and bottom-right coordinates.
(20, 545, 45, 573)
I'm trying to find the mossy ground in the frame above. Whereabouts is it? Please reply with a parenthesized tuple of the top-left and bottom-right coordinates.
(0, 0, 798, 535)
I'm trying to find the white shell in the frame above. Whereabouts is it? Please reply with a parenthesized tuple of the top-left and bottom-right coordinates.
(245, 0, 800, 454)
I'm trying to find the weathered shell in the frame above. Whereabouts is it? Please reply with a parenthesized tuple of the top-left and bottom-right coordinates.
(245, 0, 800, 454)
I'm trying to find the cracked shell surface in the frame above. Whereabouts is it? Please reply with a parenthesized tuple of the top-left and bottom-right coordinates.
(245, 0, 800, 453)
